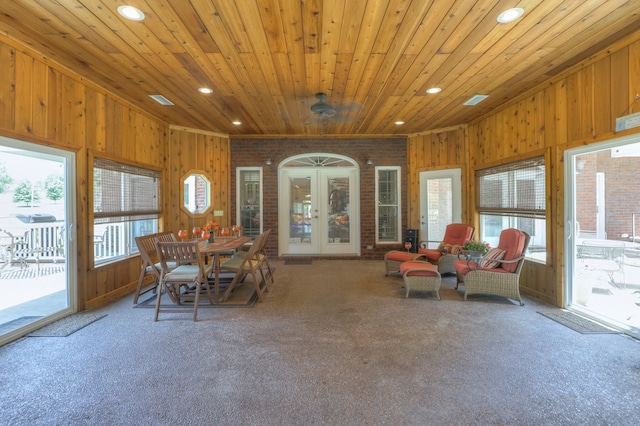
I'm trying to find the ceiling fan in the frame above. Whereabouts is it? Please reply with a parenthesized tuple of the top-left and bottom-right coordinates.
(310, 93, 337, 118)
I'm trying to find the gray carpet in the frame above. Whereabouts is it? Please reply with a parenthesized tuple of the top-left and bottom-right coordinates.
(1, 259, 639, 425)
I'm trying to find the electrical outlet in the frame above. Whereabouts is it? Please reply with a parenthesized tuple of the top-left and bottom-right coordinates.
(366, 245, 373, 250)
(214, 210, 224, 216)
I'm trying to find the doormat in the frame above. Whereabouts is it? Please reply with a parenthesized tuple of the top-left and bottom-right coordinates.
(538, 310, 619, 334)
(0, 316, 43, 334)
(28, 313, 107, 337)
(284, 258, 312, 265)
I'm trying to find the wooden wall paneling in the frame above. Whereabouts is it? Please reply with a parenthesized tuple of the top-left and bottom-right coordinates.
(629, 40, 640, 115)
(14, 51, 32, 135)
(610, 47, 630, 120)
(542, 87, 554, 148)
(31, 60, 48, 137)
(566, 69, 591, 142)
(554, 79, 568, 147)
(593, 56, 612, 136)
(0, 43, 15, 129)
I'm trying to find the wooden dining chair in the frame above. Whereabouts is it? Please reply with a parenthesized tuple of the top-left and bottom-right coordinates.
(219, 230, 272, 302)
(155, 241, 214, 321)
(227, 229, 275, 287)
(133, 232, 179, 304)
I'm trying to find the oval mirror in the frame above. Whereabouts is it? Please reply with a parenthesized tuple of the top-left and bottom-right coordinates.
(181, 170, 212, 216)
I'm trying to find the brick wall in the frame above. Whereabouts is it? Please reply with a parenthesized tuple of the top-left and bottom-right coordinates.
(230, 138, 407, 259)
(575, 150, 640, 241)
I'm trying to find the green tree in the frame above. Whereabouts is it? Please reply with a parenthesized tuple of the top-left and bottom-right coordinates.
(12, 180, 41, 207)
(0, 163, 12, 194)
(45, 174, 64, 203)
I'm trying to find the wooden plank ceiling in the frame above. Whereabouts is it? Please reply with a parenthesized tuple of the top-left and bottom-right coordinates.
(1, 0, 640, 137)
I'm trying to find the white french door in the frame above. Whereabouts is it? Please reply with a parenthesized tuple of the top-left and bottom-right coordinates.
(419, 168, 462, 247)
(278, 154, 359, 256)
(0, 136, 77, 345)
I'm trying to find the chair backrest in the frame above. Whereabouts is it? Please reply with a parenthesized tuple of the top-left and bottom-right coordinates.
(156, 241, 204, 275)
(135, 234, 162, 277)
(442, 223, 475, 246)
(497, 229, 530, 273)
(156, 231, 177, 243)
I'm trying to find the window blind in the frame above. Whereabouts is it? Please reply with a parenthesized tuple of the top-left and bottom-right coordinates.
(93, 157, 161, 224)
(476, 156, 545, 219)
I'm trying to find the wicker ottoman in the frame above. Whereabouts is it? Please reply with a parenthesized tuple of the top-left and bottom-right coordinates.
(384, 250, 426, 275)
(400, 260, 442, 300)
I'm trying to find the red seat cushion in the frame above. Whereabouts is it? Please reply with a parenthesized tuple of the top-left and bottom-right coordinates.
(400, 261, 439, 277)
(497, 229, 526, 273)
(418, 248, 441, 261)
(453, 259, 512, 276)
(386, 251, 423, 262)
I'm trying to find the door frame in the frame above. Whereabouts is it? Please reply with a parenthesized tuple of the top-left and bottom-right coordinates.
(564, 133, 640, 338)
(277, 153, 360, 256)
(0, 136, 77, 345)
(419, 168, 462, 245)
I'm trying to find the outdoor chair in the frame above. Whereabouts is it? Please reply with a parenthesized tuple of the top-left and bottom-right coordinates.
(228, 229, 275, 287)
(453, 228, 530, 306)
(219, 230, 272, 303)
(133, 232, 178, 304)
(155, 241, 214, 321)
(418, 223, 475, 274)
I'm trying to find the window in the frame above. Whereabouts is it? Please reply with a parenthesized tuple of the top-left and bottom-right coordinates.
(93, 157, 160, 264)
(236, 167, 262, 239)
(477, 156, 546, 260)
(376, 166, 401, 244)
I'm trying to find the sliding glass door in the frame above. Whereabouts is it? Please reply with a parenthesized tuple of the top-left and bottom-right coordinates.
(565, 135, 640, 338)
(0, 136, 76, 345)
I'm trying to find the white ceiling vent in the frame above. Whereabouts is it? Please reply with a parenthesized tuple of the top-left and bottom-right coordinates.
(463, 95, 489, 106)
(148, 94, 174, 105)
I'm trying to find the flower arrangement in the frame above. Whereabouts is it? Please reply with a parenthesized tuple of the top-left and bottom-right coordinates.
(462, 239, 490, 254)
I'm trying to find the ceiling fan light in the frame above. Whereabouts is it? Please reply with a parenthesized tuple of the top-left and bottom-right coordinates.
(117, 5, 145, 21)
(497, 7, 524, 23)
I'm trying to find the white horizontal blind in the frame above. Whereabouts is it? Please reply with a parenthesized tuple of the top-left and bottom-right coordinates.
(476, 156, 545, 219)
(93, 158, 161, 224)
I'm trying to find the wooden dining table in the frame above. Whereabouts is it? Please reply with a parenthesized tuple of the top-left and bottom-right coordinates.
(198, 236, 251, 302)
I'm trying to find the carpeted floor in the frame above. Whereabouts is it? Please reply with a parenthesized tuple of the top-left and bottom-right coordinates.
(1, 259, 639, 425)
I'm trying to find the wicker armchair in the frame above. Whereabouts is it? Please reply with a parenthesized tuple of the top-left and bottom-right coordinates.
(418, 223, 474, 274)
(453, 229, 530, 306)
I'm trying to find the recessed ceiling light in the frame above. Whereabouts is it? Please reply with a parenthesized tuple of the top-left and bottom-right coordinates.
(394, 121, 405, 125)
(232, 121, 242, 125)
(117, 5, 145, 21)
(198, 87, 213, 94)
(497, 7, 524, 23)
(464, 95, 489, 106)
(148, 94, 174, 105)
(426, 87, 441, 94)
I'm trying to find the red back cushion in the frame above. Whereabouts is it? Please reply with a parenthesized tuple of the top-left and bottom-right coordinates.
(497, 229, 526, 273)
(443, 224, 474, 246)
